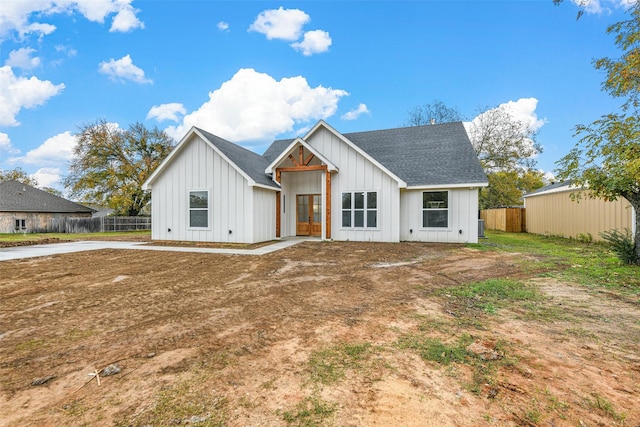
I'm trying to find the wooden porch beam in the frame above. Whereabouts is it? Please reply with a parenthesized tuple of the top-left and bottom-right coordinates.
(304, 152, 315, 166)
(288, 154, 301, 167)
(276, 164, 327, 173)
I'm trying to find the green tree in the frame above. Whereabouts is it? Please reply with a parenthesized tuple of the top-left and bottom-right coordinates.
(480, 169, 546, 209)
(468, 106, 542, 172)
(65, 119, 174, 216)
(0, 167, 38, 186)
(405, 99, 464, 126)
(556, 4, 640, 264)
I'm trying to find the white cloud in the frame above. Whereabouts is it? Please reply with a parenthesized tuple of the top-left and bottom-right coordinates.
(0, 0, 144, 41)
(110, 3, 144, 32)
(341, 103, 370, 121)
(570, 0, 635, 14)
(0, 65, 65, 126)
(165, 68, 348, 144)
(15, 131, 76, 165)
(5, 47, 41, 70)
(496, 97, 546, 132)
(291, 30, 332, 56)
(217, 21, 229, 32)
(31, 167, 62, 188)
(0, 132, 19, 155)
(147, 103, 186, 122)
(98, 54, 152, 84)
(249, 7, 310, 41)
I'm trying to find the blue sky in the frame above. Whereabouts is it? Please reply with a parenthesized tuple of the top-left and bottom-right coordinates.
(0, 0, 633, 191)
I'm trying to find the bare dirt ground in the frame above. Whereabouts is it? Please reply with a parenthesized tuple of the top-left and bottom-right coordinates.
(0, 241, 638, 426)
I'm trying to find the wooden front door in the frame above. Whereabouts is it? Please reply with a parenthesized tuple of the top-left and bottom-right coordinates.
(296, 194, 321, 236)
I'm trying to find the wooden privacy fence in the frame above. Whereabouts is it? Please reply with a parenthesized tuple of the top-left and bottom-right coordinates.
(480, 208, 526, 233)
(49, 216, 151, 233)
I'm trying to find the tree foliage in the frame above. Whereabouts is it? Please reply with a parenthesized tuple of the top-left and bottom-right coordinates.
(480, 169, 546, 209)
(64, 120, 174, 216)
(0, 167, 38, 186)
(555, 4, 640, 264)
(467, 106, 542, 172)
(405, 99, 464, 126)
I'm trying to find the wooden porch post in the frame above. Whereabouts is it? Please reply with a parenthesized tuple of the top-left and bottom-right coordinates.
(325, 169, 331, 240)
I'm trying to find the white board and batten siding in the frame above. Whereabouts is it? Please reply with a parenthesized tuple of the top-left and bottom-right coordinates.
(400, 188, 480, 243)
(150, 134, 272, 243)
(306, 127, 401, 242)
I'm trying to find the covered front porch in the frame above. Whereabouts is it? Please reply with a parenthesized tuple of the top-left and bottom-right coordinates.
(266, 141, 338, 240)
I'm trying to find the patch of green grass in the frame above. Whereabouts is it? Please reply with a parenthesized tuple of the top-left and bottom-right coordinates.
(125, 379, 227, 426)
(476, 231, 640, 294)
(0, 230, 149, 242)
(397, 334, 473, 365)
(444, 278, 543, 318)
(15, 338, 47, 351)
(586, 393, 627, 422)
(307, 342, 373, 385)
(280, 396, 337, 427)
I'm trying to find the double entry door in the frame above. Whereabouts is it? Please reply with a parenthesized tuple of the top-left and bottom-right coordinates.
(296, 194, 321, 236)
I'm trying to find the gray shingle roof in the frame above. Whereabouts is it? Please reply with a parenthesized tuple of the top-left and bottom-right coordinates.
(523, 180, 572, 197)
(343, 122, 487, 187)
(263, 138, 294, 164)
(195, 128, 280, 189)
(0, 180, 95, 213)
(262, 122, 487, 187)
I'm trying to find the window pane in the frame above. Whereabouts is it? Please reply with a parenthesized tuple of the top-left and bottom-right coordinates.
(342, 211, 351, 227)
(423, 210, 448, 228)
(367, 211, 377, 228)
(354, 192, 364, 209)
(423, 191, 448, 209)
(354, 210, 364, 227)
(367, 192, 377, 209)
(190, 191, 208, 208)
(190, 210, 208, 228)
(342, 193, 351, 209)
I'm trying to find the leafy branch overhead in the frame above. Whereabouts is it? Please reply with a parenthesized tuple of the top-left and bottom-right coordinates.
(64, 120, 174, 216)
(556, 4, 640, 264)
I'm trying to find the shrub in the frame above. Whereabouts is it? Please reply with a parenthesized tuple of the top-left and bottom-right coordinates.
(600, 228, 638, 265)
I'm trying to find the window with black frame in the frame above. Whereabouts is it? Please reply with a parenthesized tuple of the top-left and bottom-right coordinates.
(422, 191, 448, 228)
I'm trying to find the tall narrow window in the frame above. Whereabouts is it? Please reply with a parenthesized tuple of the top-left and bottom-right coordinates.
(422, 191, 448, 228)
(189, 190, 209, 228)
(341, 191, 377, 228)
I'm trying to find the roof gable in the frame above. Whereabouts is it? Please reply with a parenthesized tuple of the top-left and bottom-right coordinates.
(143, 127, 279, 191)
(343, 122, 488, 187)
(264, 137, 338, 174)
(0, 181, 95, 213)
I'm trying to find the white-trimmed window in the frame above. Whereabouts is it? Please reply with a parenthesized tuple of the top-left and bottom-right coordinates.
(189, 190, 209, 228)
(342, 191, 377, 228)
(422, 191, 448, 228)
(15, 219, 26, 231)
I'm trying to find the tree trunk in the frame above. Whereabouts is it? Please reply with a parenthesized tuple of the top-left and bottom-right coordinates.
(628, 193, 640, 265)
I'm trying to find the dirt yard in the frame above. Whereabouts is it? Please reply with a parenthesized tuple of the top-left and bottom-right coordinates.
(0, 240, 638, 426)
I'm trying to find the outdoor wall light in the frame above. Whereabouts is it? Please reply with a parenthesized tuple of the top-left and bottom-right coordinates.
(409, 229, 413, 233)
(229, 230, 232, 234)
(459, 229, 463, 234)
(168, 228, 171, 232)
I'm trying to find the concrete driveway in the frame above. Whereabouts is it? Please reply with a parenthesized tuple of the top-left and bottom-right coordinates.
(0, 239, 307, 262)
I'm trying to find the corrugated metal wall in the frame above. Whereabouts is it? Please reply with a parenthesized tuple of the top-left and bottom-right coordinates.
(524, 190, 633, 241)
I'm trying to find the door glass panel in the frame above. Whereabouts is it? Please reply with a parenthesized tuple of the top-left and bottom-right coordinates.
(313, 196, 321, 222)
(297, 195, 308, 222)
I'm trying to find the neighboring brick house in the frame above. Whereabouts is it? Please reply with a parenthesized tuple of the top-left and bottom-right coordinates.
(0, 180, 94, 233)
